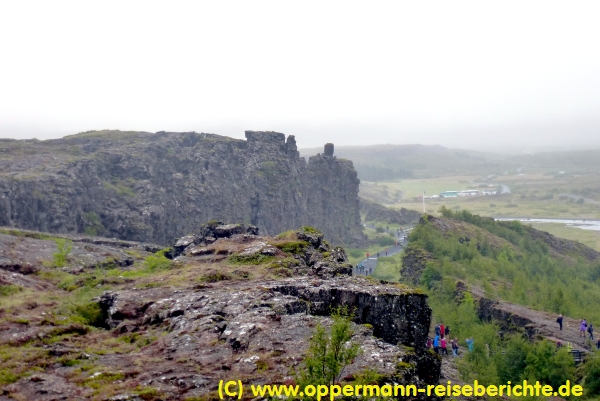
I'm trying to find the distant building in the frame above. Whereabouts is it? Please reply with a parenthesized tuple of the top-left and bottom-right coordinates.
(458, 190, 479, 196)
(482, 189, 498, 195)
(440, 191, 458, 198)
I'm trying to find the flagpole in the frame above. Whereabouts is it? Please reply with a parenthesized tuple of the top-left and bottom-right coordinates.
(422, 190, 425, 213)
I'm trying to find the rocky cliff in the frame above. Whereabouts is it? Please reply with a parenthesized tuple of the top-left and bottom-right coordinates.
(0, 130, 366, 246)
(360, 197, 421, 225)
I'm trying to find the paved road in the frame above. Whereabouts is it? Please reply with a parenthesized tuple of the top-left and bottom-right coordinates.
(353, 238, 407, 276)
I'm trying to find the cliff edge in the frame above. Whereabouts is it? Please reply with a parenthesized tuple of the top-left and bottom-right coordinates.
(0, 130, 366, 246)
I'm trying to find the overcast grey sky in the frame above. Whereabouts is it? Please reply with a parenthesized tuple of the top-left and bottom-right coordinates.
(1, 1, 599, 151)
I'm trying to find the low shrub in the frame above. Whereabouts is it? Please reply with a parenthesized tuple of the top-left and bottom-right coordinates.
(144, 249, 172, 271)
(53, 238, 72, 267)
(73, 302, 107, 328)
(198, 272, 233, 283)
(275, 241, 308, 254)
(378, 236, 395, 246)
(228, 253, 274, 265)
(347, 249, 364, 259)
(0, 284, 22, 297)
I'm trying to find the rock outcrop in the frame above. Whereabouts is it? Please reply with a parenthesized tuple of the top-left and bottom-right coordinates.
(0, 224, 440, 400)
(0, 130, 366, 246)
(459, 282, 594, 352)
(360, 197, 421, 225)
(400, 247, 434, 286)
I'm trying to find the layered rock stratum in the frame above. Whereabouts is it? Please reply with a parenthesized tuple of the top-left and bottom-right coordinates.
(0, 130, 366, 246)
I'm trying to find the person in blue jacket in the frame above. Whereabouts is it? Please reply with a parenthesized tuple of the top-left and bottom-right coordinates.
(433, 334, 440, 354)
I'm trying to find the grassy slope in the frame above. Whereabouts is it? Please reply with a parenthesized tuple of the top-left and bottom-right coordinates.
(405, 210, 600, 324)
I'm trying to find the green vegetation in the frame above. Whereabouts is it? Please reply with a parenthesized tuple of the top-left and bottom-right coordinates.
(528, 221, 600, 252)
(228, 253, 274, 265)
(102, 179, 137, 198)
(377, 235, 395, 246)
(298, 308, 361, 386)
(197, 271, 232, 283)
(401, 208, 600, 396)
(52, 238, 72, 267)
(143, 249, 172, 271)
(65, 129, 144, 141)
(83, 211, 105, 236)
(408, 207, 600, 323)
(371, 253, 402, 282)
(275, 240, 309, 254)
(299, 226, 322, 235)
(422, 279, 583, 393)
(72, 302, 106, 328)
(258, 161, 278, 179)
(361, 172, 600, 221)
(0, 228, 56, 240)
(0, 284, 22, 297)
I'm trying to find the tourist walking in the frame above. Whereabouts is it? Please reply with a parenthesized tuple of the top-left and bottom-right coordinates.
(589, 323, 594, 340)
(466, 338, 474, 352)
(445, 325, 451, 337)
(385, 248, 388, 257)
(441, 337, 448, 355)
(580, 319, 587, 337)
(451, 338, 459, 357)
(434, 324, 440, 337)
(557, 314, 563, 331)
(433, 335, 440, 354)
(440, 323, 445, 339)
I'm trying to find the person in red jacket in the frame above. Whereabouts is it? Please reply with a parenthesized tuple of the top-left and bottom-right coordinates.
(440, 323, 445, 339)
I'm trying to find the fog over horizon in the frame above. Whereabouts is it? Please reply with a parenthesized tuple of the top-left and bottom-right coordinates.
(1, 1, 599, 153)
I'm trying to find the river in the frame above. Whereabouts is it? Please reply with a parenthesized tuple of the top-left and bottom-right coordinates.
(495, 217, 600, 232)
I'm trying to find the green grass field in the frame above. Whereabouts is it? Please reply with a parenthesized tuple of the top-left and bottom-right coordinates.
(360, 173, 600, 219)
(526, 222, 600, 251)
(371, 253, 403, 282)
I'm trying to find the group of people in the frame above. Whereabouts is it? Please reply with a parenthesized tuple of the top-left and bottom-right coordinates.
(579, 318, 594, 340)
(426, 323, 466, 357)
(355, 263, 373, 275)
(365, 249, 391, 259)
(556, 315, 595, 340)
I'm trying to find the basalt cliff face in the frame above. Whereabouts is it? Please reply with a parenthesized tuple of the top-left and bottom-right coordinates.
(0, 130, 366, 246)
